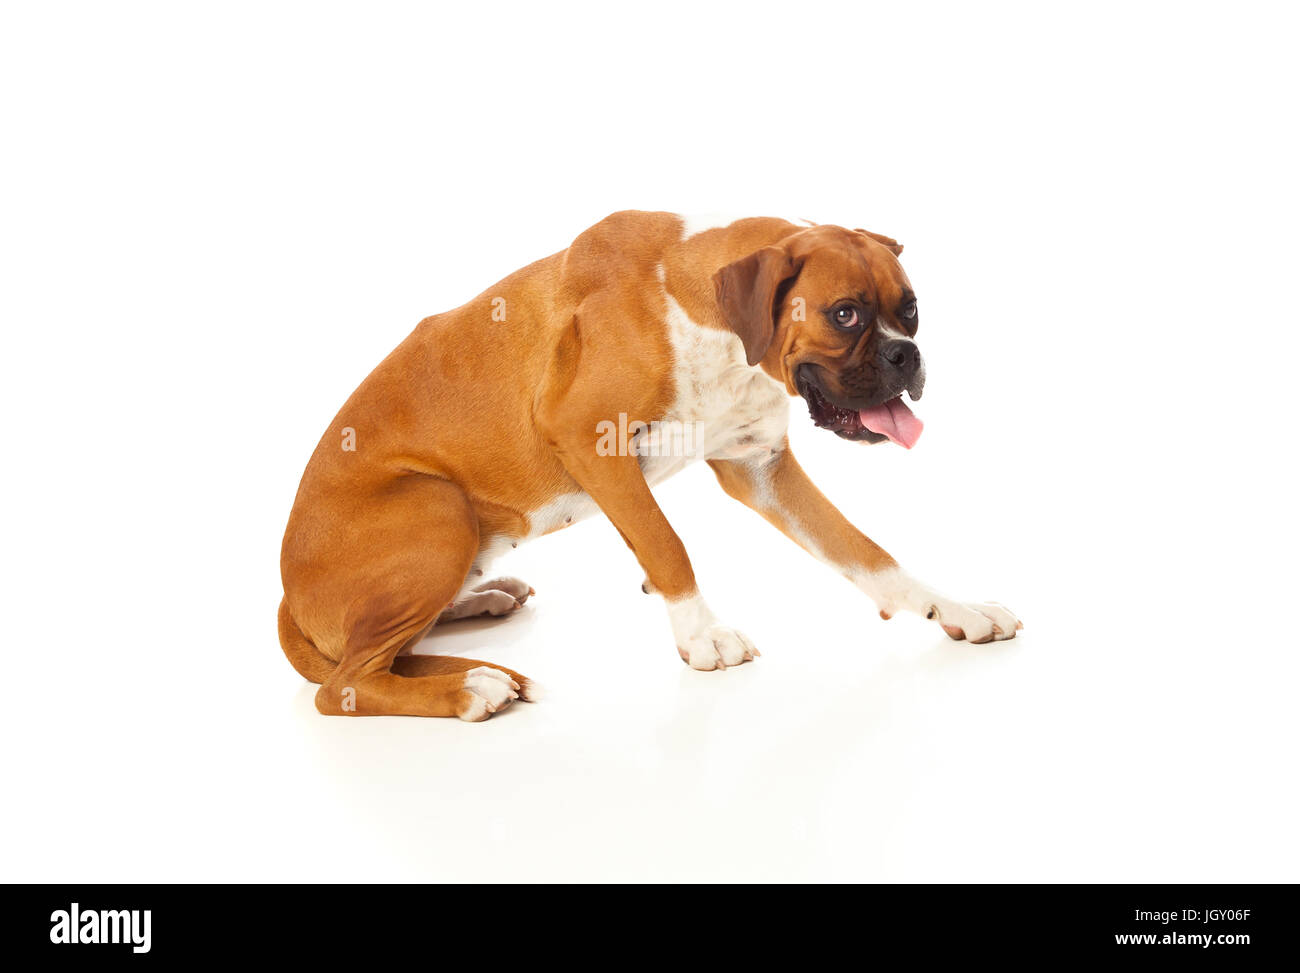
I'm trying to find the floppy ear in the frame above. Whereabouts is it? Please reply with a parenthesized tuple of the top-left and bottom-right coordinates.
(712, 246, 801, 366)
(855, 229, 904, 256)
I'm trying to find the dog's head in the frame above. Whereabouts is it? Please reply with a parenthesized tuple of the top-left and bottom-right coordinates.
(713, 224, 924, 447)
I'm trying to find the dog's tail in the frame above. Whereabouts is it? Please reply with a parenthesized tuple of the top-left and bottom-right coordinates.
(277, 597, 337, 684)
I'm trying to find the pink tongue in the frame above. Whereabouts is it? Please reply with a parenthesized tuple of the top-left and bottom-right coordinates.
(859, 397, 924, 449)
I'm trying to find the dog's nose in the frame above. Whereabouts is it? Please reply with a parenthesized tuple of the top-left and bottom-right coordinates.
(879, 338, 920, 373)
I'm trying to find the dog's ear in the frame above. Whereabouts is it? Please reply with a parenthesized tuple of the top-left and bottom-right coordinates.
(713, 246, 801, 366)
(855, 229, 904, 256)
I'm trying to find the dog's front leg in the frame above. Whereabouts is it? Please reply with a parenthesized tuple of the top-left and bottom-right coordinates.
(557, 450, 759, 670)
(709, 444, 1021, 642)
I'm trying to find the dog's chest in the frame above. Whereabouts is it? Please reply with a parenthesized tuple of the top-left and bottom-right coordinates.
(513, 295, 789, 551)
(639, 296, 790, 484)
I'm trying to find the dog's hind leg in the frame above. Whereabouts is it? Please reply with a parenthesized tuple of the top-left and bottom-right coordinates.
(284, 474, 535, 719)
(392, 653, 542, 701)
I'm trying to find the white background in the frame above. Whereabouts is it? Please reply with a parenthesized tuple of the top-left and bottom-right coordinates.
(2, 1, 1297, 882)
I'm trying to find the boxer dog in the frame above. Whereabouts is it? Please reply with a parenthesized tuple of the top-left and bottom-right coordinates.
(279, 212, 1021, 719)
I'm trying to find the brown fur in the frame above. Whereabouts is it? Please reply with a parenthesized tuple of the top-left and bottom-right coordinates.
(280, 211, 959, 717)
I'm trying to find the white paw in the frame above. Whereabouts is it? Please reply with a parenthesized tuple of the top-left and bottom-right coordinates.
(667, 593, 760, 670)
(857, 568, 1022, 645)
(679, 624, 760, 670)
(929, 600, 1021, 643)
(475, 590, 521, 616)
(440, 585, 529, 622)
(459, 666, 521, 721)
(474, 576, 534, 603)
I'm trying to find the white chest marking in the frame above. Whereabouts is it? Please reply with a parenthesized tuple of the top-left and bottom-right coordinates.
(638, 292, 789, 485)
(507, 264, 790, 566)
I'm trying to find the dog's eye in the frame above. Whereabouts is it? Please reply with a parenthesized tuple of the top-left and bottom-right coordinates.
(901, 302, 917, 319)
(833, 306, 860, 329)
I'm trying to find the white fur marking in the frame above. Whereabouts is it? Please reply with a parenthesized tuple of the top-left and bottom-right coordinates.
(849, 566, 1020, 641)
(640, 292, 790, 486)
(666, 592, 758, 670)
(876, 317, 909, 340)
(460, 666, 519, 721)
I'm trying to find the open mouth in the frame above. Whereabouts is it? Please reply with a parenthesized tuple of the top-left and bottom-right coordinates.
(797, 369, 925, 448)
